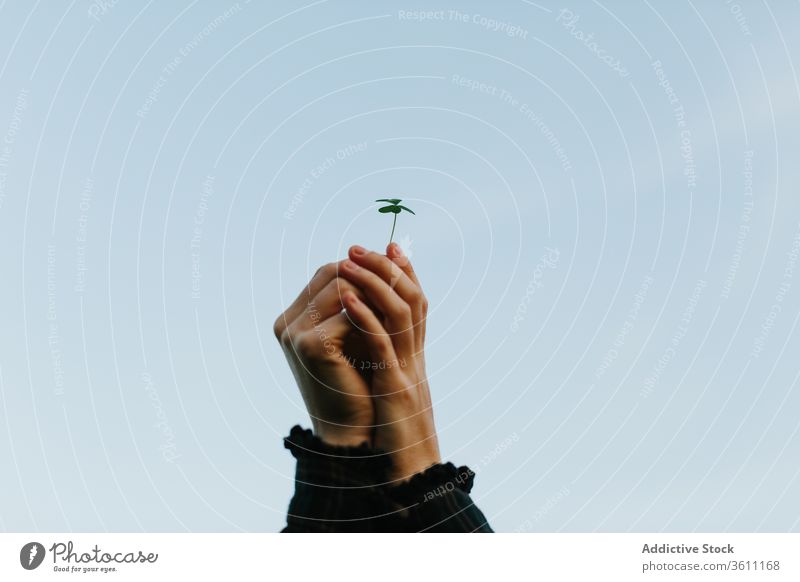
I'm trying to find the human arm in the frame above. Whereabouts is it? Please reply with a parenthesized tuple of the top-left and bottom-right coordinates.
(275, 243, 493, 532)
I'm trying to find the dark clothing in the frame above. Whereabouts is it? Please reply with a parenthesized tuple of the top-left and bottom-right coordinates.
(281, 426, 493, 533)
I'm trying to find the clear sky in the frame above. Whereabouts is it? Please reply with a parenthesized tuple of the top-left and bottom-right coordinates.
(0, 0, 799, 533)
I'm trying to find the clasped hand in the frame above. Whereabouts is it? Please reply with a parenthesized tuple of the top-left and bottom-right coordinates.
(274, 243, 440, 481)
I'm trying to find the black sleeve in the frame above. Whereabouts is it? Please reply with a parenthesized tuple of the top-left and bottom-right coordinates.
(281, 426, 493, 533)
(385, 463, 494, 532)
(281, 426, 400, 532)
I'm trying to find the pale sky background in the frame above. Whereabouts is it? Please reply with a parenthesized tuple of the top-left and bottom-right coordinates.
(1, 0, 799, 533)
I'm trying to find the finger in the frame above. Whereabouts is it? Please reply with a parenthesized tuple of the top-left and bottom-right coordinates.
(274, 261, 342, 338)
(385, 243, 427, 346)
(342, 291, 398, 378)
(339, 259, 415, 356)
(275, 259, 383, 339)
(293, 277, 368, 332)
(349, 246, 422, 312)
(349, 245, 427, 348)
(386, 242, 421, 288)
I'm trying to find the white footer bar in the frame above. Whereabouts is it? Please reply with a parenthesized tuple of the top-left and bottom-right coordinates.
(2, 533, 798, 581)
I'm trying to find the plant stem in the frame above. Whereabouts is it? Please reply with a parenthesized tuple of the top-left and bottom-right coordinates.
(389, 214, 398, 245)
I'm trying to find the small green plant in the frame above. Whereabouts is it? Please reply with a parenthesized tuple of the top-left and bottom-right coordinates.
(376, 198, 415, 245)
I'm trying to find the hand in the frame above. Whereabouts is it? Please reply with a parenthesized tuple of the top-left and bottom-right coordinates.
(338, 243, 441, 481)
(273, 261, 376, 447)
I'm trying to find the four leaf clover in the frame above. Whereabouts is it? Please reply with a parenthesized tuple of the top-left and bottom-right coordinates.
(376, 198, 415, 245)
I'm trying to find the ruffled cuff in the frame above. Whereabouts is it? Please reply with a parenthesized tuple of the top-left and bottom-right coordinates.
(282, 427, 492, 532)
(386, 463, 493, 532)
(386, 462, 476, 505)
(284, 425, 392, 487)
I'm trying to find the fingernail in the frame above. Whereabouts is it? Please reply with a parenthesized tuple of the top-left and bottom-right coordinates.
(392, 243, 405, 257)
(351, 245, 366, 256)
(343, 260, 359, 271)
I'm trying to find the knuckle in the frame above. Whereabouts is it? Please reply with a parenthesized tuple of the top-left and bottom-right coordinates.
(333, 276, 353, 293)
(316, 262, 337, 280)
(390, 302, 412, 321)
(333, 278, 357, 303)
(292, 332, 319, 356)
(280, 322, 303, 349)
(273, 317, 285, 340)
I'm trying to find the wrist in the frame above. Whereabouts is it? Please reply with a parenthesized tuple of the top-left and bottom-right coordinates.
(314, 422, 373, 448)
(386, 439, 441, 482)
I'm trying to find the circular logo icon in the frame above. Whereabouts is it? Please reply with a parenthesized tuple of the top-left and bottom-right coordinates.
(20, 542, 45, 570)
